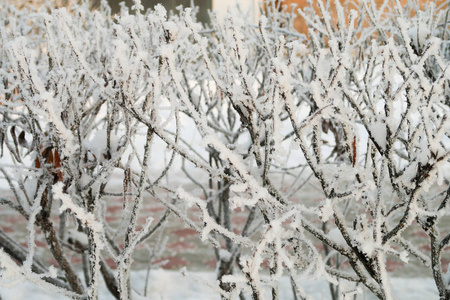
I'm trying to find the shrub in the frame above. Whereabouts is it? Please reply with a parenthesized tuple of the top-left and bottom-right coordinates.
(0, 0, 449, 299)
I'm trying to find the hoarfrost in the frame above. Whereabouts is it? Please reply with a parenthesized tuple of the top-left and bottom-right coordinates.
(0, 1, 449, 299)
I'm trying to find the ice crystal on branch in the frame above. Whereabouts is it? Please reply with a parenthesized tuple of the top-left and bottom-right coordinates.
(0, 0, 449, 299)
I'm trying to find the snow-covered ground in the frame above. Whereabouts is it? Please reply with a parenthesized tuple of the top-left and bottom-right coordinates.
(0, 269, 439, 299)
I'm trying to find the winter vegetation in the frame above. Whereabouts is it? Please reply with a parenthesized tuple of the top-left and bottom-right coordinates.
(0, 0, 449, 299)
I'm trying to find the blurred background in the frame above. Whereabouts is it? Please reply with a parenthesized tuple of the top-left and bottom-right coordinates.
(101, 0, 259, 24)
(6, 0, 260, 24)
(6, 0, 448, 45)
(108, 0, 213, 22)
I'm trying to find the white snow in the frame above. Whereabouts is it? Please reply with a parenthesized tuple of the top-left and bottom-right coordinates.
(0, 2, 449, 300)
(0, 269, 439, 299)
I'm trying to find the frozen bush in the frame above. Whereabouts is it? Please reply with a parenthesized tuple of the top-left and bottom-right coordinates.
(0, 0, 449, 299)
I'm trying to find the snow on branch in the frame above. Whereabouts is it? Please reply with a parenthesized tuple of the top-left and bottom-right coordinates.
(0, 0, 449, 299)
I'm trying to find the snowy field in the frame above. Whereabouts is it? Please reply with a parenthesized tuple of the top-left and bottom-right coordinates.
(0, 269, 439, 299)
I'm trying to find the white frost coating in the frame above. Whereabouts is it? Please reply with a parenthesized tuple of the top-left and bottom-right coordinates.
(230, 183, 248, 194)
(375, 250, 395, 300)
(131, 0, 144, 11)
(163, 21, 179, 41)
(319, 198, 333, 222)
(83, 128, 119, 163)
(0, 250, 80, 298)
(54, 182, 103, 236)
(203, 134, 275, 208)
(396, 18, 418, 62)
(407, 21, 431, 51)
(154, 3, 167, 18)
(177, 187, 252, 246)
(399, 251, 409, 264)
(23, 200, 42, 274)
(342, 285, 363, 299)
(38, 92, 78, 158)
(6, 39, 78, 157)
(53, 182, 103, 299)
(0, 1, 449, 299)
(221, 274, 248, 284)
(356, 229, 376, 258)
(67, 229, 89, 247)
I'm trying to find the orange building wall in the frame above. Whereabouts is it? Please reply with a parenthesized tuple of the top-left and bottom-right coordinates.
(274, 0, 448, 35)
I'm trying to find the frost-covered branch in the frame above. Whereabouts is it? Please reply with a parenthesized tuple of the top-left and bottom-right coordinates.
(0, 1, 449, 299)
